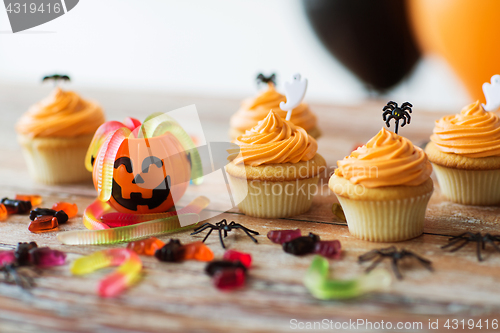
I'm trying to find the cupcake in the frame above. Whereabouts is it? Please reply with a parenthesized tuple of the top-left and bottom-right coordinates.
(229, 82, 320, 140)
(425, 101, 500, 205)
(16, 87, 105, 184)
(329, 128, 433, 242)
(226, 110, 326, 218)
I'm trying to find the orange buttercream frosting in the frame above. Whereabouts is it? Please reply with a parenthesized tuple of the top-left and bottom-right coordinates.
(335, 128, 432, 188)
(232, 110, 318, 166)
(230, 83, 317, 132)
(430, 101, 500, 158)
(16, 87, 105, 138)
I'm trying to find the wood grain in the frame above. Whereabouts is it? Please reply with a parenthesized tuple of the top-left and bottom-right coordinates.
(1, 83, 500, 333)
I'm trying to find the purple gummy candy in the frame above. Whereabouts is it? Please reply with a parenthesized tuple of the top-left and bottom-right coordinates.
(314, 240, 341, 259)
(267, 229, 302, 244)
(29, 247, 66, 268)
(0, 250, 15, 266)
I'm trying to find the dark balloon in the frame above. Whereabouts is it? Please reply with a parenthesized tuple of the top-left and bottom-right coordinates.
(302, 0, 421, 92)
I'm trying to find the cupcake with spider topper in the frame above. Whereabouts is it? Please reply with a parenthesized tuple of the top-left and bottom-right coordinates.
(329, 101, 433, 242)
(424, 75, 500, 205)
(229, 73, 320, 140)
(227, 74, 326, 218)
(16, 75, 105, 184)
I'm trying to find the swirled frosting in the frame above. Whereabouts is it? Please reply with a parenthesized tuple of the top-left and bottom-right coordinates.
(16, 87, 105, 138)
(430, 101, 500, 157)
(230, 83, 317, 132)
(335, 128, 432, 188)
(231, 110, 318, 166)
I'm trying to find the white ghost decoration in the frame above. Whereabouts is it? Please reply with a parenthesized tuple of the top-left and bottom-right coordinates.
(280, 73, 308, 120)
(482, 74, 500, 111)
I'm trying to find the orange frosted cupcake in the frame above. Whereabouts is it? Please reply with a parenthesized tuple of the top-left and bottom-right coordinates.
(226, 110, 326, 218)
(229, 81, 320, 140)
(329, 128, 433, 242)
(425, 101, 500, 205)
(16, 87, 105, 184)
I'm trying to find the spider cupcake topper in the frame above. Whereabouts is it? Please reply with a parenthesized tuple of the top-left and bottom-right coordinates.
(256, 73, 276, 86)
(382, 101, 412, 135)
(42, 74, 71, 86)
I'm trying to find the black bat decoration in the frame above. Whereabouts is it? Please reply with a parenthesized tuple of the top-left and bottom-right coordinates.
(256, 73, 276, 86)
(42, 74, 71, 84)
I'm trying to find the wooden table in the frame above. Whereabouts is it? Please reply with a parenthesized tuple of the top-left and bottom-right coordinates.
(1, 84, 500, 333)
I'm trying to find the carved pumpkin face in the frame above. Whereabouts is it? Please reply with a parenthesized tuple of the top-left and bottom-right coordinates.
(99, 132, 192, 214)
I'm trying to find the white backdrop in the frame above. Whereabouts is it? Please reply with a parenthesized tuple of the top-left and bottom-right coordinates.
(0, 0, 470, 110)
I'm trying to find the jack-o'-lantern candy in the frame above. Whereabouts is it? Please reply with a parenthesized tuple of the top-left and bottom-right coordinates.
(86, 114, 203, 214)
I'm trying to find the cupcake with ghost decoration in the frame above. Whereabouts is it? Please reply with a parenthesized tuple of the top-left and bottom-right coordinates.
(229, 74, 320, 140)
(226, 110, 326, 218)
(329, 102, 433, 242)
(16, 80, 105, 184)
(425, 101, 500, 205)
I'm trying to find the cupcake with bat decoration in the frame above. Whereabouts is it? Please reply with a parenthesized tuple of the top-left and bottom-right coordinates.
(329, 101, 434, 242)
(226, 74, 326, 218)
(229, 73, 320, 140)
(425, 76, 500, 205)
(16, 75, 105, 184)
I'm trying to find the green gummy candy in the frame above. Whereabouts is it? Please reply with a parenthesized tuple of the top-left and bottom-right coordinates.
(304, 256, 391, 300)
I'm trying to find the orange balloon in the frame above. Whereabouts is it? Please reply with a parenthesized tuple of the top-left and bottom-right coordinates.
(408, 0, 500, 101)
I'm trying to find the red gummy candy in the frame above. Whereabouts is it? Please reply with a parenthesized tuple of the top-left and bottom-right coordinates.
(267, 229, 301, 244)
(213, 268, 245, 290)
(0, 250, 15, 265)
(29, 216, 58, 233)
(29, 247, 66, 267)
(127, 237, 165, 256)
(52, 202, 78, 218)
(314, 240, 342, 259)
(0, 204, 7, 221)
(223, 249, 252, 268)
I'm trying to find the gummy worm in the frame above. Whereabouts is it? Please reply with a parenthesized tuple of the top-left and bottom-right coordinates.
(85, 121, 126, 172)
(96, 127, 131, 202)
(82, 196, 209, 230)
(304, 256, 391, 300)
(101, 196, 210, 228)
(85, 118, 141, 172)
(57, 213, 200, 245)
(138, 112, 203, 185)
(71, 248, 142, 297)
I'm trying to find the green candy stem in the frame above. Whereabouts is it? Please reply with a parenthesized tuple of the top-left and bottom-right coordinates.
(304, 256, 391, 300)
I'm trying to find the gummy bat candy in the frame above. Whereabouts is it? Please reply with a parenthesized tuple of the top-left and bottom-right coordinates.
(15, 194, 42, 206)
(154, 239, 214, 262)
(205, 250, 252, 290)
(1, 198, 31, 214)
(52, 202, 78, 218)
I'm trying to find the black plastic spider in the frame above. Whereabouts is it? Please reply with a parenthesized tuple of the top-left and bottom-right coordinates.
(358, 246, 433, 280)
(190, 219, 259, 249)
(256, 73, 276, 86)
(42, 74, 70, 84)
(441, 232, 500, 262)
(0, 242, 38, 289)
(382, 101, 412, 134)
